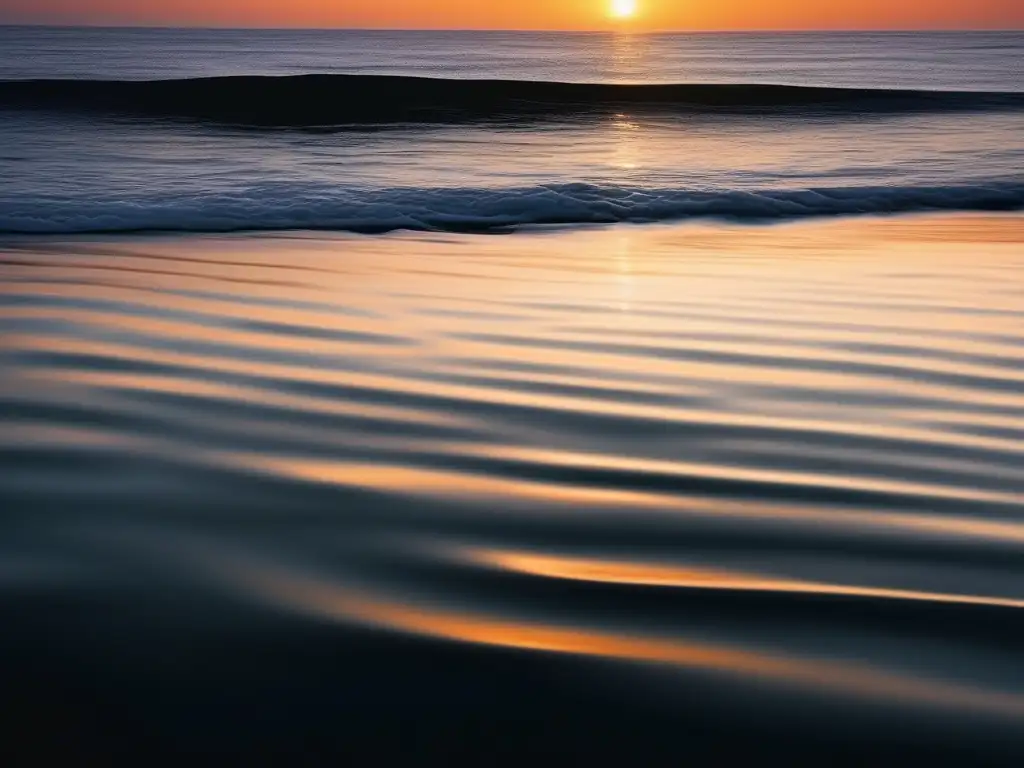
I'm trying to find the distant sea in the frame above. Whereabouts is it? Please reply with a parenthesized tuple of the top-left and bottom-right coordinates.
(0, 27, 1022, 234)
(2, 27, 1024, 767)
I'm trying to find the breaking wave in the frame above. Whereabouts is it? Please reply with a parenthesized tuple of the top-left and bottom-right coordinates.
(2, 180, 1022, 235)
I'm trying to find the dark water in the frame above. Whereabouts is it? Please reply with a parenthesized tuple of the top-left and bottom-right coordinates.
(2, 217, 1024, 764)
(2, 27, 1024, 765)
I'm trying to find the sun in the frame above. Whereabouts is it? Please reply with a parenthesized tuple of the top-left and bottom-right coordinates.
(609, 0, 638, 19)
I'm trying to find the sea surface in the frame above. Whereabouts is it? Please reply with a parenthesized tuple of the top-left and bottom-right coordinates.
(0, 27, 1023, 234)
(1, 27, 1024, 765)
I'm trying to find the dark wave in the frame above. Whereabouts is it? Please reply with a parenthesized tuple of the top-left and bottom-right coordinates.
(2, 74, 1024, 124)
(1, 180, 1021, 235)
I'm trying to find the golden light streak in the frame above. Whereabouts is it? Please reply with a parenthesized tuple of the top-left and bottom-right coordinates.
(212, 554, 1024, 721)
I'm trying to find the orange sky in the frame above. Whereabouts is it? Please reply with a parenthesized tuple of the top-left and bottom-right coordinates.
(2, 0, 1022, 30)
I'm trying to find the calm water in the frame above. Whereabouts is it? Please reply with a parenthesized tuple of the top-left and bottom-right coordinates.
(3, 217, 1024, 762)
(3, 27, 1023, 88)
(2, 27, 1024, 764)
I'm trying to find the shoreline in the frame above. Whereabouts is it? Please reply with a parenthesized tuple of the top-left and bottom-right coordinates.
(3, 209, 1021, 247)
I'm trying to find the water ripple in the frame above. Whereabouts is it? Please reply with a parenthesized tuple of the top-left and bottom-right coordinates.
(2, 215, 1024, 758)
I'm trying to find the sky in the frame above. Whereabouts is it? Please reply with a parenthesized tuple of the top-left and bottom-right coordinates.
(1, 0, 1022, 30)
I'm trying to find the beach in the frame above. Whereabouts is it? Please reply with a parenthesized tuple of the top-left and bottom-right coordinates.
(2, 213, 1023, 762)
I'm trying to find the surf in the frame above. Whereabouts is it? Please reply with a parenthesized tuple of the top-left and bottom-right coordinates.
(2, 180, 1022, 235)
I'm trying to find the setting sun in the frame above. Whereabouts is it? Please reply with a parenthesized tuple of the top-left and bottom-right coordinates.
(609, 0, 638, 19)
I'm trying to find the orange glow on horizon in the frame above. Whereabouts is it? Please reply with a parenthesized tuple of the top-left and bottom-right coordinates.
(1, 0, 1022, 30)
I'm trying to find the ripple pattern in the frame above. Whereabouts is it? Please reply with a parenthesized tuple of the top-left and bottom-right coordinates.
(2, 215, 1024, 761)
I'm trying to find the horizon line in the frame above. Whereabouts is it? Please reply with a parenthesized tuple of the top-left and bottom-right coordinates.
(2, 22, 1022, 34)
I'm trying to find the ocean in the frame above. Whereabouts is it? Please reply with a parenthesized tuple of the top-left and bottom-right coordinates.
(1, 27, 1023, 234)
(1, 27, 1024, 765)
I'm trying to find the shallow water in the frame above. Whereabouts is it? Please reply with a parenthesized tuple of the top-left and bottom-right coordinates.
(2, 215, 1023, 763)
